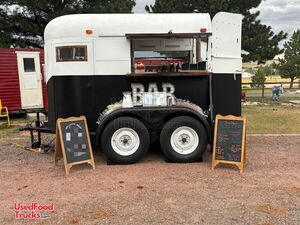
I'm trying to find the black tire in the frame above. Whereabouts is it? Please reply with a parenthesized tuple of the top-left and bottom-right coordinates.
(101, 117, 150, 164)
(160, 116, 208, 163)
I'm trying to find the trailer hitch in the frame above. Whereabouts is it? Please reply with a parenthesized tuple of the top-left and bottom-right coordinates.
(19, 112, 53, 149)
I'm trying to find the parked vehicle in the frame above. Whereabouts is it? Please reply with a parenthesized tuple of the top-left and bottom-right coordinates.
(36, 12, 242, 164)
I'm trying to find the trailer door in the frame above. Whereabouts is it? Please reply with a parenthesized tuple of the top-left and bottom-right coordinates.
(16, 51, 43, 109)
(210, 12, 242, 74)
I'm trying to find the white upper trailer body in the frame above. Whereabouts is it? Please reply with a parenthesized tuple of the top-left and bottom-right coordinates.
(44, 12, 242, 80)
(43, 12, 243, 164)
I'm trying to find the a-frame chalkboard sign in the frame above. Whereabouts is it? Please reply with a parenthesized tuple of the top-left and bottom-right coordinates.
(54, 116, 95, 174)
(212, 115, 246, 173)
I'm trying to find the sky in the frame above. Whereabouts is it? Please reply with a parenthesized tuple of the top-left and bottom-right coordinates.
(133, 0, 300, 40)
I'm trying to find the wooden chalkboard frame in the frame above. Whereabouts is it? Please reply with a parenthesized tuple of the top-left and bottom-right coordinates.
(212, 115, 246, 173)
(54, 116, 95, 174)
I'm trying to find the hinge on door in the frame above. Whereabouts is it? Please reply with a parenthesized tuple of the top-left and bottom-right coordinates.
(207, 63, 212, 71)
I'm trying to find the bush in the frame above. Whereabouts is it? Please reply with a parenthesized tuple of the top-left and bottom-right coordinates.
(251, 66, 268, 87)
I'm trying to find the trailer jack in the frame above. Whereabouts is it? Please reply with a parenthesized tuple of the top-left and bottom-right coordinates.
(20, 112, 53, 149)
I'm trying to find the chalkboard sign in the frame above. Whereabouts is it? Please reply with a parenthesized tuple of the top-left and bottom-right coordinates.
(54, 116, 95, 174)
(212, 115, 246, 173)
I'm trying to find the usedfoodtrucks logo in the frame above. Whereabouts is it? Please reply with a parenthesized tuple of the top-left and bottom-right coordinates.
(13, 202, 54, 219)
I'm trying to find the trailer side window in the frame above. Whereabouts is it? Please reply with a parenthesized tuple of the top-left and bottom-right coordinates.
(56, 46, 87, 62)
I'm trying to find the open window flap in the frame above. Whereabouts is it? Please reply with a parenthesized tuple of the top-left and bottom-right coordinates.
(210, 12, 243, 74)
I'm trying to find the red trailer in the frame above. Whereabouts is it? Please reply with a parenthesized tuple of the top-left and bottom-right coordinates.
(0, 48, 47, 113)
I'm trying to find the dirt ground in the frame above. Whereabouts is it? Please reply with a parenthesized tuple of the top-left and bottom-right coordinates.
(0, 133, 299, 225)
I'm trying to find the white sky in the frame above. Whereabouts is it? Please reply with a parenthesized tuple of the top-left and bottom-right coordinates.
(133, 0, 300, 39)
(133, 0, 155, 13)
(254, 0, 300, 36)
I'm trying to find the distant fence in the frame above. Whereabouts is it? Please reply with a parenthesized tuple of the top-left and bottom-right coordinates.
(242, 81, 300, 99)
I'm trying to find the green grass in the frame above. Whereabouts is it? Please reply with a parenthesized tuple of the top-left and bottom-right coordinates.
(0, 118, 28, 138)
(242, 88, 300, 104)
(243, 88, 300, 96)
(246, 97, 300, 105)
(242, 105, 300, 134)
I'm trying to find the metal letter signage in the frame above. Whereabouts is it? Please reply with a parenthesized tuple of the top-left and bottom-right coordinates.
(162, 83, 175, 105)
(148, 83, 159, 92)
(131, 83, 175, 106)
(131, 83, 144, 106)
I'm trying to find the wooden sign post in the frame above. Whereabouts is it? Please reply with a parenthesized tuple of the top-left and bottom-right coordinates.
(54, 116, 95, 174)
(212, 115, 246, 173)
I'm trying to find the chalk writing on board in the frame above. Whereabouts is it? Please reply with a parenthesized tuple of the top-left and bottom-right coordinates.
(54, 116, 95, 175)
(215, 120, 243, 162)
(212, 115, 246, 173)
(60, 120, 90, 163)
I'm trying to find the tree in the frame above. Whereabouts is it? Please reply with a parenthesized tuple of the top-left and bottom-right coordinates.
(146, 0, 287, 64)
(0, 7, 12, 47)
(251, 66, 268, 86)
(0, 0, 136, 48)
(276, 30, 300, 88)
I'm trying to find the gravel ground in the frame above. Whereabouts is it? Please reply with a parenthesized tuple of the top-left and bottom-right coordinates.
(0, 133, 299, 225)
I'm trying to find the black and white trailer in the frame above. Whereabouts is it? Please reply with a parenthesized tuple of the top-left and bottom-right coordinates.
(42, 12, 242, 164)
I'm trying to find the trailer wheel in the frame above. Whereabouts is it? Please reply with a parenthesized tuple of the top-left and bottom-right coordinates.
(101, 117, 150, 164)
(160, 116, 208, 163)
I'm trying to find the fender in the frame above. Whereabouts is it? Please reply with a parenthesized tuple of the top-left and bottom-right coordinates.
(95, 106, 212, 146)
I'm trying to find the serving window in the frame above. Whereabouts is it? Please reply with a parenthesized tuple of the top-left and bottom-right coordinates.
(56, 45, 87, 62)
(127, 33, 210, 76)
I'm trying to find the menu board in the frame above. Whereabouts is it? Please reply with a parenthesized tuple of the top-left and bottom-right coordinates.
(54, 116, 95, 174)
(212, 115, 246, 173)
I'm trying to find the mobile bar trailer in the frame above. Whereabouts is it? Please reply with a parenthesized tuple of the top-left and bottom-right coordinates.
(24, 12, 242, 164)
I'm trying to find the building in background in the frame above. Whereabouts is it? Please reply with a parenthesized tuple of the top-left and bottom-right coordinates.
(0, 48, 47, 113)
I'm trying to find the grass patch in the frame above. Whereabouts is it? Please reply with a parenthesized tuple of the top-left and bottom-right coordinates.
(242, 105, 300, 134)
(242, 88, 300, 104)
(246, 97, 300, 104)
(0, 125, 19, 138)
(0, 118, 28, 138)
(243, 88, 300, 96)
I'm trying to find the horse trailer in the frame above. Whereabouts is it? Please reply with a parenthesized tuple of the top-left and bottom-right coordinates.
(39, 12, 242, 164)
